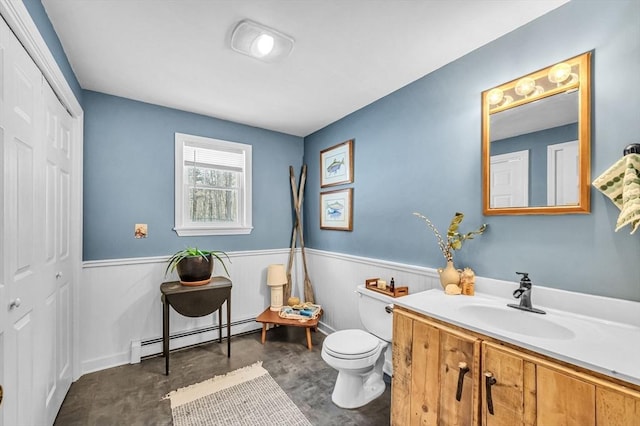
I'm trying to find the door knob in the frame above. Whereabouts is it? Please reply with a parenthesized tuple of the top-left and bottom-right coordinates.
(9, 298, 21, 309)
(56, 272, 63, 279)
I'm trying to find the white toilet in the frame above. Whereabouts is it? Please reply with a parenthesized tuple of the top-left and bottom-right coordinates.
(321, 285, 394, 409)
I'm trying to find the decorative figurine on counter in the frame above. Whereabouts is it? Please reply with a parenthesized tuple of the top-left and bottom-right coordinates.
(460, 267, 476, 296)
(445, 284, 462, 295)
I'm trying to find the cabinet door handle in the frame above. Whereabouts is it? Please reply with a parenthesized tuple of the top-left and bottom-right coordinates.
(456, 362, 470, 401)
(485, 371, 497, 415)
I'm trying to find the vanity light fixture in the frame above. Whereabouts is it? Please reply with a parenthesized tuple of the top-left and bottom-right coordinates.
(487, 59, 580, 111)
(230, 19, 294, 62)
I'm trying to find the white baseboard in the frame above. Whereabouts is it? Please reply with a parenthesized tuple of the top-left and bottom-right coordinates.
(81, 351, 132, 375)
(136, 321, 262, 362)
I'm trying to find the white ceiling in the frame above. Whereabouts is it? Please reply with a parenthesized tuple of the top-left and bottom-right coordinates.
(42, 0, 568, 137)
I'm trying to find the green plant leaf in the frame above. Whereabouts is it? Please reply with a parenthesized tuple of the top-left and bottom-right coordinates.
(447, 212, 464, 235)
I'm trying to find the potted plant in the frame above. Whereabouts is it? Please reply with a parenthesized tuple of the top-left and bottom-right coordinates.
(165, 247, 230, 286)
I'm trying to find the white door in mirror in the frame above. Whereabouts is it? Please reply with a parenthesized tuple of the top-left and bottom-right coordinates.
(490, 150, 529, 208)
(547, 140, 579, 206)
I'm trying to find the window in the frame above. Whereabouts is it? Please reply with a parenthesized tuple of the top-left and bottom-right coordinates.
(174, 133, 252, 236)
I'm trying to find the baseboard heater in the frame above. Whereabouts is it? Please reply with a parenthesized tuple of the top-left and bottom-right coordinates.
(138, 317, 260, 361)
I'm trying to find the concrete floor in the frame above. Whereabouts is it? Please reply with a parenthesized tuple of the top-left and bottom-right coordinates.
(54, 326, 391, 425)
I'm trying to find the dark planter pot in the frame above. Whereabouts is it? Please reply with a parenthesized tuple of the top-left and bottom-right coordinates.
(176, 254, 213, 286)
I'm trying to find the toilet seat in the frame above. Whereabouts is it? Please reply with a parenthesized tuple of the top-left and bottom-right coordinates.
(323, 329, 382, 360)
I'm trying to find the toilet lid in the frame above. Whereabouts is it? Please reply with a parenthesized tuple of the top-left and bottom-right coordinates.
(323, 329, 382, 359)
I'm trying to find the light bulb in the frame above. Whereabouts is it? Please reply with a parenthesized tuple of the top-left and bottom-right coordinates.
(487, 88, 504, 105)
(515, 77, 536, 96)
(254, 34, 275, 57)
(548, 63, 572, 84)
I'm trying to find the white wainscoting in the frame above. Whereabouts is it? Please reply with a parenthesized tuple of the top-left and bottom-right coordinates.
(79, 249, 640, 379)
(306, 249, 442, 334)
(80, 249, 300, 374)
(79, 248, 444, 376)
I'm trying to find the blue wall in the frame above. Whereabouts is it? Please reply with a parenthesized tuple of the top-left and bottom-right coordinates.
(26, 0, 639, 300)
(83, 91, 303, 260)
(304, 0, 640, 301)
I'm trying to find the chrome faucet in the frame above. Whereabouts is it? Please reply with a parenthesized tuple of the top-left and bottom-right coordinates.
(507, 272, 546, 314)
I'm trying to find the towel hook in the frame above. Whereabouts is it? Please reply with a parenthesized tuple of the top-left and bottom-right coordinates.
(623, 143, 640, 156)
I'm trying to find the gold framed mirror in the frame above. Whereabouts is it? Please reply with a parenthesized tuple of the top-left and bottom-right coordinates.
(482, 52, 591, 215)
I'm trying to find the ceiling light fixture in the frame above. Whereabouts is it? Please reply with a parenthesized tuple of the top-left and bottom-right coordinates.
(230, 19, 294, 62)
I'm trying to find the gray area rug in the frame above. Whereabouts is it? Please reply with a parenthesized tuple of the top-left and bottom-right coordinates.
(166, 361, 312, 426)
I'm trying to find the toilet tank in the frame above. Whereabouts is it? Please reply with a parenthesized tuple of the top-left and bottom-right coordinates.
(356, 285, 394, 341)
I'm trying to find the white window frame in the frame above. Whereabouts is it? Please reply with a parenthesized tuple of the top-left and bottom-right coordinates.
(174, 133, 253, 236)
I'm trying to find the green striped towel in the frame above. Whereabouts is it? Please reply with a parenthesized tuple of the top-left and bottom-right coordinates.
(593, 153, 640, 234)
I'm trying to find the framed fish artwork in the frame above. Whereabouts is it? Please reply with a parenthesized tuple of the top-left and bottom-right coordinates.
(320, 188, 353, 231)
(320, 139, 354, 187)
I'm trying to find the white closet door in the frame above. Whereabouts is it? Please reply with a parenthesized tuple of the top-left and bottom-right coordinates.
(39, 82, 73, 424)
(0, 16, 44, 426)
(1, 7, 81, 425)
(40, 80, 74, 425)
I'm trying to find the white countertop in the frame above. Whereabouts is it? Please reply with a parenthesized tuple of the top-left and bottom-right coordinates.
(393, 289, 640, 387)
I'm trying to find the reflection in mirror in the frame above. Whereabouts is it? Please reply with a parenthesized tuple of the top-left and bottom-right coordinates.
(491, 92, 579, 207)
(482, 52, 591, 215)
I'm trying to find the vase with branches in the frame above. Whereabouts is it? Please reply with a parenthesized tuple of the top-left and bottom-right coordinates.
(413, 212, 487, 288)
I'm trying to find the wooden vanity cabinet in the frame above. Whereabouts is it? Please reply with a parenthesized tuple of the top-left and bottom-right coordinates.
(392, 308, 481, 426)
(482, 342, 640, 426)
(392, 306, 640, 426)
(482, 342, 596, 426)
